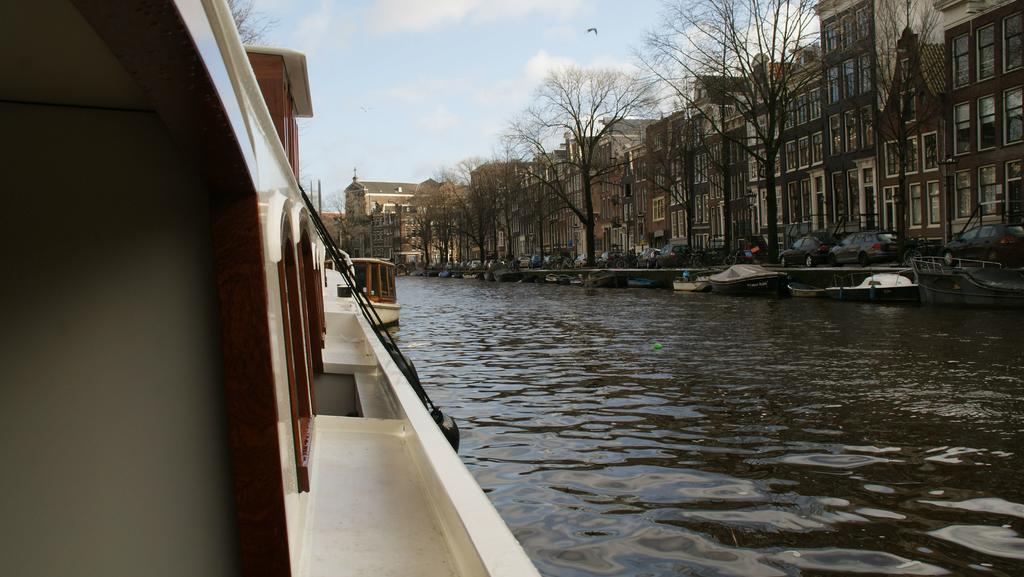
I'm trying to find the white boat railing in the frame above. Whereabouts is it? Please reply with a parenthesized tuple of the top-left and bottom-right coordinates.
(911, 256, 1003, 274)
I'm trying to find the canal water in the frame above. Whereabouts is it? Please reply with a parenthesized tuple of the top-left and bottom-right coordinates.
(393, 276, 1024, 577)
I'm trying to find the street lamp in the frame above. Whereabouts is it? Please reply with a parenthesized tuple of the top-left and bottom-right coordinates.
(938, 156, 959, 243)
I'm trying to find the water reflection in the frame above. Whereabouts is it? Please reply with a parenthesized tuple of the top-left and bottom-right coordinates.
(394, 277, 1024, 576)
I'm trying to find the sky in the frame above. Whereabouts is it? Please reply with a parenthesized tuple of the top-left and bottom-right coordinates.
(250, 0, 666, 206)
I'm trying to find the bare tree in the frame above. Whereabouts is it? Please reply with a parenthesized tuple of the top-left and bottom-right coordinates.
(509, 66, 657, 266)
(642, 0, 819, 262)
(874, 0, 945, 251)
(228, 0, 277, 44)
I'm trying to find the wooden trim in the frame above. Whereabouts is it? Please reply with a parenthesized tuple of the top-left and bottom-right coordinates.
(282, 236, 312, 491)
(69, 2, 293, 575)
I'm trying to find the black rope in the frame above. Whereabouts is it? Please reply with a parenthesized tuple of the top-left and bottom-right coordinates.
(297, 185, 438, 414)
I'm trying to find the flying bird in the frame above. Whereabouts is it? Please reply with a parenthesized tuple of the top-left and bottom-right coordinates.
(360, 106, 372, 112)
(586, 27, 598, 36)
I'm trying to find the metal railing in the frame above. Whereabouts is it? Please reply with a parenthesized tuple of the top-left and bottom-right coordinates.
(298, 185, 458, 449)
(911, 256, 1003, 274)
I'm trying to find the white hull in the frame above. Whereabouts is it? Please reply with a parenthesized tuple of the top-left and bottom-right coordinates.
(372, 301, 401, 326)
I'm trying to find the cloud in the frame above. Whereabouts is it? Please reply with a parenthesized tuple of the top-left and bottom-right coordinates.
(365, 0, 582, 35)
(293, 0, 354, 56)
(418, 106, 461, 132)
(474, 50, 577, 109)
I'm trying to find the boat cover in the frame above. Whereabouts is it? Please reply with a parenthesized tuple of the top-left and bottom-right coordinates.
(854, 273, 915, 288)
(709, 264, 777, 282)
(966, 268, 1024, 292)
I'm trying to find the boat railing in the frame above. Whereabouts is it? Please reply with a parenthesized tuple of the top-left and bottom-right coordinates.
(911, 256, 1003, 274)
(298, 185, 458, 449)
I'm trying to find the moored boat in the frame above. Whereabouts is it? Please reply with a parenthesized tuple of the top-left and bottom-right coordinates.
(824, 272, 919, 303)
(709, 265, 787, 295)
(627, 276, 660, 288)
(913, 257, 1024, 307)
(788, 281, 827, 298)
(585, 269, 622, 288)
(493, 269, 524, 282)
(2, 3, 541, 576)
(351, 258, 402, 325)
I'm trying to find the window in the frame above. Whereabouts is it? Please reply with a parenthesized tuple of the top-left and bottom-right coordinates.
(845, 109, 858, 150)
(953, 34, 969, 87)
(954, 102, 971, 154)
(810, 89, 821, 119)
(797, 93, 809, 125)
(885, 141, 899, 177)
(903, 90, 916, 121)
(847, 169, 860, 218)
(956, 170, 971, 218)
(1009, 161, 1022, 219)
(786, 100, 796, 129)
(1006, 87, 1023, 143)
(910, 183, 922, 226)
(978, 95, 996, 149)
(843, 16, 854, 47)
(844, 59, 857, 97)
(979, 165, 997, 215)
(978, 25, 995, 80)
(799, 136, 810, 168)
(862, 106, 874, 146)
(923, 133, 938, 171)
(653, 196, 665, 221)
(863, 167, 875, 227)
(788, 181, 798, 221)
(906, 136, 919, 174)
(812, 132, 823, 164)
(828, 67, 840, 103)
(830, 114, 842, 154)
(786, 140, 798, 171)
(825, 24, 838, 52)
(858, 9, 870, 38)
(832, 172, 845, 216)
(1007, 13, 1023, 71)
(860, 55, 872, 92)
(927, 181, 941, 224)
(800, 179, 811, 222)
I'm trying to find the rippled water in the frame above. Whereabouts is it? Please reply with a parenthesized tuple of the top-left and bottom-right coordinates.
(393, 276, 1024, 577)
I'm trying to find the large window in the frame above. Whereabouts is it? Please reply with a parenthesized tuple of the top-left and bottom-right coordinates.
(830, 114, 842, 155)
(797, 93, 809, 125)
(860, 55, 872, 92)
(858, 9, 870, 39)
(845, 109, 858, 150)
(810, 89, 821, 119)
(905, 136, 919, 174)
(953, 34, 969, 87)
(1006, 87, 1023, 143)
(979, 165, 997, 215)
(828, 67, 840, 103)
(862, 106, 874, 146)
(910, 183, 922, 226)
(825, 24, 838, 52)
(799, 136, 810, 168)
(978, 25, 995, 80)
(923, 132, 938, 171)
(885, 141, 899, 177)
(844, 59, 857, 97)
(927, 181, 941, 225)
(653, 196, 665, 221)
(954, 102, 971, 154)
(786, 140, 797, 171)
(1007, 13, 1023, 71)
(978, 95, 996, 149)
(955, 170, 971, 218)
(812, 132, 823, 164)
(847, 169, 860, 218)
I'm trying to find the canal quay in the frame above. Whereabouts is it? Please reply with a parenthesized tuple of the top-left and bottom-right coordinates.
(394, 275, 1024, 577)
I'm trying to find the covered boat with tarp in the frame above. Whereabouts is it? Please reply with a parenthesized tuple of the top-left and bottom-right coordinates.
(709, 265, 787, 295)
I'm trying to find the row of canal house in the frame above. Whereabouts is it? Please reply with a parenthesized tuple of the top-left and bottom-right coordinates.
(495, 0, 1020, 261)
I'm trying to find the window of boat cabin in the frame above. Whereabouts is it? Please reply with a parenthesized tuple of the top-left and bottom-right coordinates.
(300, 231, 324, 376)
(354, 263, 368, 295)
(278, 231, 314, 492)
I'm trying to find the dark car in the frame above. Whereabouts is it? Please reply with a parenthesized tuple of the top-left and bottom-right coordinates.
(828, 231, 899, 266)
(640, 247, 661, 268)
(942, 223, 1024, 267)
(656, 242, 690, 268)
(781, 234, 835, 267)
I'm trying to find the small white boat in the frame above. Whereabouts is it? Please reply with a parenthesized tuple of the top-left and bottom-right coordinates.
(788, 281, 827, 298)
(825, 272, 919, 302)
(351, 258, 401, 326)
(673, 278, 712, 292)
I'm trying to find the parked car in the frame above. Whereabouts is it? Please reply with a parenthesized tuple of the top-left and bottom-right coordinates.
(656, 242, 690, 268)
(780, 234, 836, 267)
(640, 247, 661, 268)
(828, 231, 899, 266)
(942, 223, 1024, 267)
